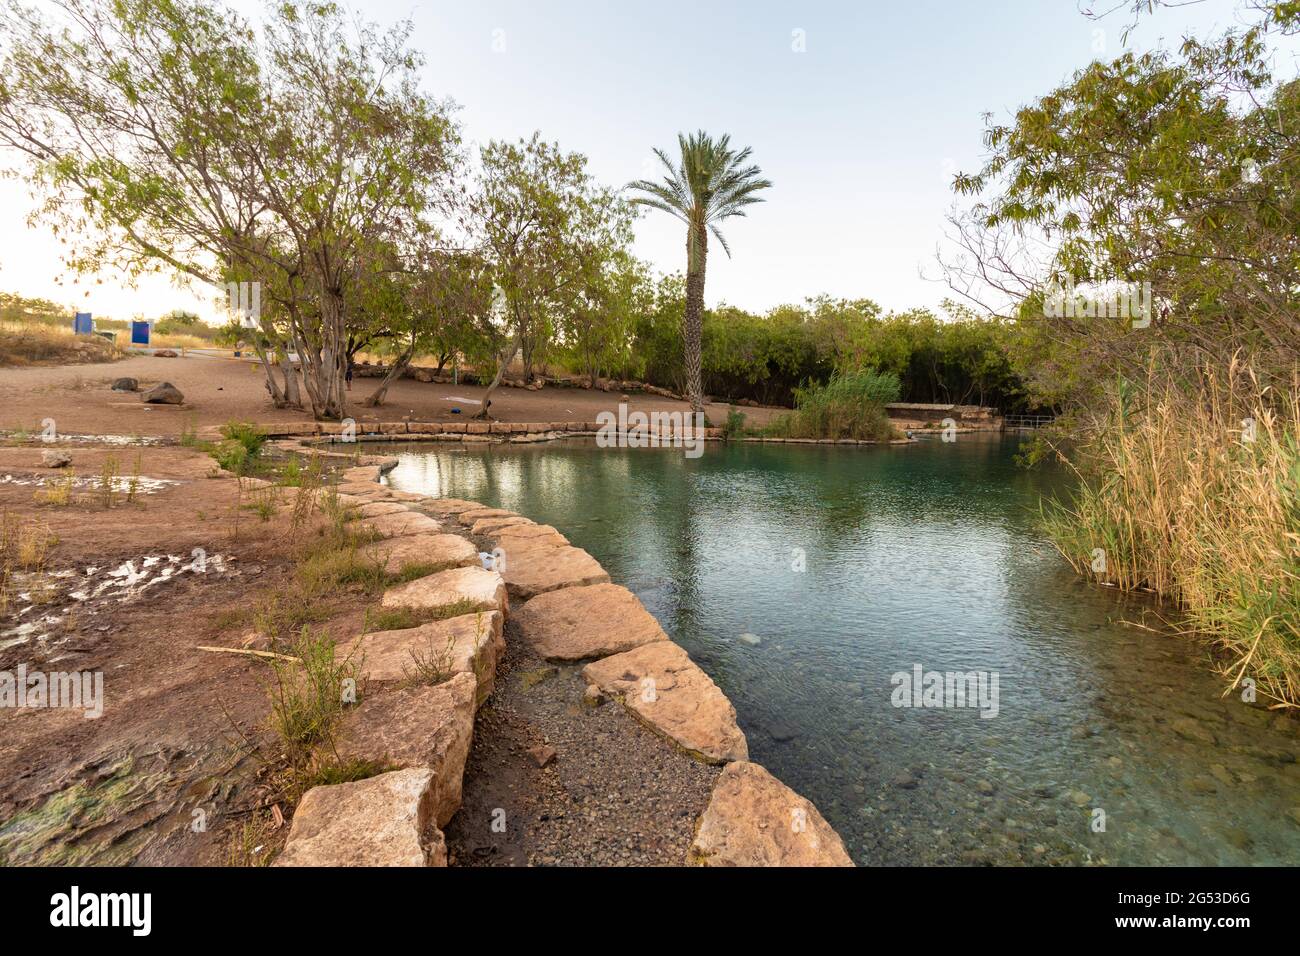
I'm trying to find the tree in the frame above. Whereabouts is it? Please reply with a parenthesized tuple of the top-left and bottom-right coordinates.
(561, 250, 650, 387)
(628, 131, 771, 413)
(471, 134, 632, 417)
(0, 0, 460, 419)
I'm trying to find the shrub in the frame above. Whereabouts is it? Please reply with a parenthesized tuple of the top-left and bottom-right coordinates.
(766, 369, 901, 441)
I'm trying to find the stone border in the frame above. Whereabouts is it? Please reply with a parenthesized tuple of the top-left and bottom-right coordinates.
(271, 443, 855, 867)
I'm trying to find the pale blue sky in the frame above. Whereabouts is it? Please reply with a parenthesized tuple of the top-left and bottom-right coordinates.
(0, 0, 1284, 321)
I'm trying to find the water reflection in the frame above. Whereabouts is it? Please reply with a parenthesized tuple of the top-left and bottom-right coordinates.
(388, 436, 1300, 866)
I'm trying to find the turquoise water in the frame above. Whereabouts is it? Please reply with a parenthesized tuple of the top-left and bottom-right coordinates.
(387, 435, 1300, 866)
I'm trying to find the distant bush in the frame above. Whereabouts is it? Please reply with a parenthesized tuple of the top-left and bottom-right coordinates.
(766, 370, 901, 441)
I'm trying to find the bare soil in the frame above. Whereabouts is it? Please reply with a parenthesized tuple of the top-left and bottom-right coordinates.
(0, 353, 785, 437)
(0, 442, 360, 865)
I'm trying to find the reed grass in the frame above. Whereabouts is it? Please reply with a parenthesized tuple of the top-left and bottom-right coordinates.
(1042, 359, 1299, 707)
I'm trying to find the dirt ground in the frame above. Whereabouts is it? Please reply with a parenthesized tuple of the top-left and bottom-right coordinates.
(0, 441, 358, 865)
(443, 620, 719, 867)
(0, 352, 784, 437)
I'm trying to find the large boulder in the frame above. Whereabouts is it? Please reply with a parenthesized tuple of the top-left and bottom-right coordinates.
(338, 673, 476, 826)
(357, 501, 408, 518)
(491, 523, 569, 547)
(362, 532, 480, 575)
(142, 381, 184, 404)
(274, 768, 446, 867)
(470, 515, 533, 536)
(340, 610, 504, 703)
(357, 510, 443, 539)
(499, 544, 609, 600)
(515, 583, 668, 662)
(456, 507, 518, 528)
(421, 498, 489, 518)
(689, 761, 854, 867)
(381, 566, 507, 616)
(581, 641, 748, 764)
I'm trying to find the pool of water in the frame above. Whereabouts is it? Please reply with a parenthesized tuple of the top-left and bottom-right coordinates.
(386, 434, 1300, 866)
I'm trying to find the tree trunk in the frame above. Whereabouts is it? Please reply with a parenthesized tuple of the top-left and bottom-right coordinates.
(475, 327, 522, 420)
(365, 332, 416, 407)
(683, 225, 708, 414)
(256, 346, 288, 408)
(277, 344, 302, 408)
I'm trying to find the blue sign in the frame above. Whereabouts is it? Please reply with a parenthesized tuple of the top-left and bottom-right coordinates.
(73, 312, 93, 335)
(131, 321, 151, 345)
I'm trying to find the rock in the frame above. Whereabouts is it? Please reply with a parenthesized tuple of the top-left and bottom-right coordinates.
(470, 515, 533, 536)
(421, 498, 489, 518)
(689, 762, 854, 867)
(582, 684, 605, 708)
(337, 673, 476, 827)
(513, 583, 669, 662)
(738, 632, 762, 646)
(142, 381, 184, 404)
(891, 773, 919, 790)
(581, 641, 748, 764)
(274, 768, 446, 867)
(1066, 789, 1092, 807)
(1208, 763, 1238, 787)
(357, 511, 443, 539)
(335, 481, 390, 498)
(527, 744, 557, 768)
(110, 377, 138, 392)
(381, 566, 507, 616)
(490, 523, 569, 546)
(362, 533, 480, 575)
(456, 507, 517, 527)
(342, 466, 381, 483)
(40, 450, 72, 468)
(153, 349, 179, 358)
(357, 501, 408, 518)
(499, 543, 610, 601)
(341, 611, 503, 704)
(1170, 717, 1218, 746)
(975, 780, 996, 795)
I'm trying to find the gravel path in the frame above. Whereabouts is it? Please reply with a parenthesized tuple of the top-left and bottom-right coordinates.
(443, 619, 719, 867)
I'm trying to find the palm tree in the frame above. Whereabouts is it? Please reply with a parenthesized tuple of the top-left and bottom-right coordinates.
(628, 131, 771, 413)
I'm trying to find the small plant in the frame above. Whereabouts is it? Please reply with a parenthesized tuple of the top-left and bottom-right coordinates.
(220, 420, 266, 457)
(402, 634, 458, 688)
(264, 627, 358, 784)
(179, 415, 201, 448)
(722, 405, 748, 440)
(33, 471, 75, 507)
(97, 455, 120, 508)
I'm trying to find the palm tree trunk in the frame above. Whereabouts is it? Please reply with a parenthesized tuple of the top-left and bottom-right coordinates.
(683, 225, 708, 413)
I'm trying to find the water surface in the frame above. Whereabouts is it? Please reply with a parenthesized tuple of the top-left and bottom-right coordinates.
(387, 435, 1300, 865)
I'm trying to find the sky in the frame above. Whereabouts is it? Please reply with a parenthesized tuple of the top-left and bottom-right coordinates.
(0, 0, 1285, 324)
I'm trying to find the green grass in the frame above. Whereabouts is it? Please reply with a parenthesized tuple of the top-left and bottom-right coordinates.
(362, 598, 481, 633)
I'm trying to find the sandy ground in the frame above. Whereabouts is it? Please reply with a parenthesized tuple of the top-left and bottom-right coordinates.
(0, 353, 784, 437)
(0, 443, 363, 865)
